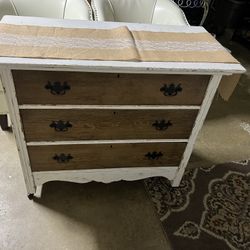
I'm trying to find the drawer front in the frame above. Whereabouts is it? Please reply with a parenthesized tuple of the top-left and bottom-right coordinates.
(13, 70, 210, 105)
(21, 109, 198, 141)
(28, 143, 186, 171)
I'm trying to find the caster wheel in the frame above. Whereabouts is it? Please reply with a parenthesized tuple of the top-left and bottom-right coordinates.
(0, 115, 9, 131)
(28, 194, 34, 200)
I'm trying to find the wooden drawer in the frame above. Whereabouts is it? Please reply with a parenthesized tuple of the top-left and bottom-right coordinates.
(28, 143, 186, 171)
(13, 70, 210, 105)
(21, 109, 198, 141)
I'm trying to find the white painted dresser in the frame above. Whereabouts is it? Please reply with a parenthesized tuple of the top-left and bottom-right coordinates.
(0, 16, 245, 199)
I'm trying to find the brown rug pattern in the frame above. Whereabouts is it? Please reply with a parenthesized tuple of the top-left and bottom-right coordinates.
(144, 160, 250, 250)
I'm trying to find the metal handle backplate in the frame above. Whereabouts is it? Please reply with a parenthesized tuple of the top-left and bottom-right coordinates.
(45, 81, 70, 95)
(160, 83, 182, 96)
(152, 120, 172, 131)
(50, 120, 72, 132)
(145, 151, 163, 160)
(53, 153, 73, 163)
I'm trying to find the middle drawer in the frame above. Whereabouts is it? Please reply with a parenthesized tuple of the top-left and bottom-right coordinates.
(20, 109, 198, 141)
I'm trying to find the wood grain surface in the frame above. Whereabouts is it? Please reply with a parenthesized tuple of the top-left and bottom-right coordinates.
(21, 109, 198, 141)
(28, 142, 186, 171)
(13, 70, 210, 105)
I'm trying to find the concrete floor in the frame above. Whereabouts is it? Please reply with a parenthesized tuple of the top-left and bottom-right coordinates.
(0, 131, 170, 250)
(191, 41, 250, 167)
(0, 42, 249, 250)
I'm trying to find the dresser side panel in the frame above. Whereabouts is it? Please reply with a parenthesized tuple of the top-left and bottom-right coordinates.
(0, 68, 35, 194)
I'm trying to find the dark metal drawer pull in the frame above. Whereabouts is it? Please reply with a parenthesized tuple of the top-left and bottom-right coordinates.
(160, 83, 182, 96)
(145, 151, 163, 160)
(50, 120, 72, 132)
(45, 81, 70, 95)
(53, 153, 73, 163)
(152, 120, 172, 131)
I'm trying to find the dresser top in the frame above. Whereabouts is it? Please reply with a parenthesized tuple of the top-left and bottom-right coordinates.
(0, 16, 245, 75)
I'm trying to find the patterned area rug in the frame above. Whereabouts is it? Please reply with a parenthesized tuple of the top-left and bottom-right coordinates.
(144, 160, 250, 250)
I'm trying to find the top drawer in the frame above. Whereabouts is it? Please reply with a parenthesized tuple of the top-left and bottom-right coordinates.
(12, 70, 210, 105)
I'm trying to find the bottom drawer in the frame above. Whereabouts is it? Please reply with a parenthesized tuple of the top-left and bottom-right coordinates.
(28, 143, 186, 171)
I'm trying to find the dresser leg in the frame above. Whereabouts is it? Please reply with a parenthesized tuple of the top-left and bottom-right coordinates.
(170, 178, 181, 187)
(27, 193, 34, 200)
(0, 114, 9, 131)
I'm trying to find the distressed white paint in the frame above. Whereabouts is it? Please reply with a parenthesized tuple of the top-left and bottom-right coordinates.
(0, 58, 245, 75)
(172, 75, 223, 186)
(27, 139, 188, 146)
(0, 68, 36, 195)
(0, 91, 8, 114)
(19, 105, 200, 110)
(33, 167, 178, 186)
